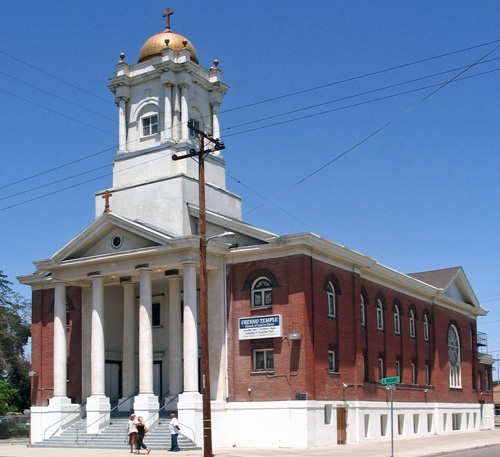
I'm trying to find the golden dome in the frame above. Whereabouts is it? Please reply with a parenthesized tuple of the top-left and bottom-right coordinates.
(137, 30, 199, 64)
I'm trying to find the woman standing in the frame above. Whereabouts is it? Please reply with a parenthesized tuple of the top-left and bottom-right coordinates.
(134, 416, 151, 455)
(127, 414, 138, 454)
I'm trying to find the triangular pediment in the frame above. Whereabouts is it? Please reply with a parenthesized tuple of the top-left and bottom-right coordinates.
(39, 213, 174, 266)
(407, 267, 480, 308)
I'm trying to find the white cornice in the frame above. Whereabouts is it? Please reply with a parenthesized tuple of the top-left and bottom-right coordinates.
(228, 232, 487, 318)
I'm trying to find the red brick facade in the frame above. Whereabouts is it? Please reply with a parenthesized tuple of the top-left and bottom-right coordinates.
(227, 254, 493, 405)
(31, 286, 82, 406)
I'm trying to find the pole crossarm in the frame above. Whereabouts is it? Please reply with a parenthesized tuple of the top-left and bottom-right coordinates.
(172, 144, 225, 161)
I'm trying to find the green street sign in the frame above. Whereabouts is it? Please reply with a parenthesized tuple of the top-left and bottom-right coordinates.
(381, 376, 400, 385)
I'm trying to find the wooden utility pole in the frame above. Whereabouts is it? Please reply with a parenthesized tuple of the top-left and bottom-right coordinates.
(173, 123, 224, 457)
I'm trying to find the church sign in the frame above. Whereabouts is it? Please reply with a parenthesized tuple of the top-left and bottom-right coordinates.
(238, 315, 283, 340)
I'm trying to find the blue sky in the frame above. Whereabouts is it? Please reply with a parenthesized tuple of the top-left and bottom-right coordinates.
(1, 1, 500, 364)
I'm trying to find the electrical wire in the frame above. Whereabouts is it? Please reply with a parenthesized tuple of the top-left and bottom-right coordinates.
(2, 66, 498, 205)
(219, 39, 500, 114)
(1, 41, 499, 217)
(221, 58, 500, 133)
(223, 68, 500, 139)
(1, 40, 498, 192)
(0, 49, 115, 105)
(0, 70, 117, 123)
(0, 87, 115, 137)
(1, 64, 498, 213)
(240, 43, 500, 217)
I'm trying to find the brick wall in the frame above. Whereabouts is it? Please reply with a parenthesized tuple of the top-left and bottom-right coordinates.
(31, 286, 82, 406)
(227, 254, 488, 405)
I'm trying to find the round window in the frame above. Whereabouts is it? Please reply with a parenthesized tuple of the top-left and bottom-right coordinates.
(111, 235, 123, 249)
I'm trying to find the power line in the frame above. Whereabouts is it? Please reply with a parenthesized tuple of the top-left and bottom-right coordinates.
(0, 64, 499, 205)
(2, 60, 498, 201)
(0, 70, 117, 123)
(1, 65, 498, 212)
(0, 145, 116, 191)
(219, 39, 500, 114)
(222, 58, 500, 133)
(223, 68, 500, 139)
(240, 43, 500, 217)
(0, 49, 115, 106)
(1, 41, 498, 216)
(0, 87, 116, 137)
(2, 40, 498, 192)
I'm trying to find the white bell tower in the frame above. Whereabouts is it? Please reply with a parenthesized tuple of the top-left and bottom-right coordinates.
(99, 9, 242, 235)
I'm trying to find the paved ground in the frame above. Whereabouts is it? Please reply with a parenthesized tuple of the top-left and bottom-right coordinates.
(0, 429, 500, 457)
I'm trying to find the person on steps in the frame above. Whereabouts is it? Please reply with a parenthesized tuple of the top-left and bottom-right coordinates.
(134, 416, 151, 455)
(127, 414, 138, 454)
(168, 412, 181, 452)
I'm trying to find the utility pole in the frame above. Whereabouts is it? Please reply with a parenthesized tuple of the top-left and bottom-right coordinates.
(172, 122, 225, 457)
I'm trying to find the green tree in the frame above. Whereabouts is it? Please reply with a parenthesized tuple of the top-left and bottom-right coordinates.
(0, 271, 31, 413)
(0, 379, 18, 415)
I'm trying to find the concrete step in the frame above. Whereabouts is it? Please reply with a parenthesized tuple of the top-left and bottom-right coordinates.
(31, 417, 200, 450)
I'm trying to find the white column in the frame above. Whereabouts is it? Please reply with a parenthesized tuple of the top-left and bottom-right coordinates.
(182, 262, 198, 392)
(86, 275, 110, 434)
(42, 282, 75, 443)
(211, 102, 221, 142)
(53, 281, 67, 398)
(91, 276, 105, 396)
(168, 276, 183, 395)
(118, 98, 127, 152)
(138, 269, 153, 394)
(172, 85, 181, 142)
(81, 286, 92, 403)
(162, 83, 173, 143)
(180, 84, 189, 142)
(119, 281, 136, 411)
(133, 268, 159, 425)
(177, 263, 202, 447)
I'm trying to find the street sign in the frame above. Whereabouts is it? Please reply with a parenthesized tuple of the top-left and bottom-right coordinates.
(381, 376, 400, 385)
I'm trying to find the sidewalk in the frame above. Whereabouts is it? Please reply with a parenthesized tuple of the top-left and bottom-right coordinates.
(0, 429, 499, 457)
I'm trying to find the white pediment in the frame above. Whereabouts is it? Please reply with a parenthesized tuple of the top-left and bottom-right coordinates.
(442, 268, 480, 308)
(408, 267, 481, 309)
(40, 213, 173, 266)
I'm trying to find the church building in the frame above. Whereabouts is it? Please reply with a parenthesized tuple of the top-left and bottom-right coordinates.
(19, 9, 495, 449)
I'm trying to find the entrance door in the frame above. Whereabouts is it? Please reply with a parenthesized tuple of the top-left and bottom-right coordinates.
(153, 361, 162, 400)
(105, 361, 121, 402)
(337, 406, 347, 444)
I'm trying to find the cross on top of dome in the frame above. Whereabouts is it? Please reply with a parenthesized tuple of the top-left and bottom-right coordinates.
(163, 7, 174, 31)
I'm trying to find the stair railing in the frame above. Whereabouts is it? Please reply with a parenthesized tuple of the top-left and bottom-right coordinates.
(84, 390, 139, 435)
(143, 394, 196, 444)
(43, 401, 86, 441)
(144, 393, 178, 431)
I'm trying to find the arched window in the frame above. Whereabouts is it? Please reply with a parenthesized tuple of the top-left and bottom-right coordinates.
(360, 294, 366, 327)
(251, 277, 272, 308)
(141, 113, 159, 136)
(448, 325, 461, 388)
(409, 310, 416, 338)
(327, 282, 336, 318)
(423, 315, 430, 342)
(394, 305, 401, 335)
(376, 299, 384, 331)
(189, 117, 202, 138)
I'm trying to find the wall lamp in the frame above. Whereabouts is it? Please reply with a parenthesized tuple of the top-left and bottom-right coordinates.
(289, 330, 302, 340)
